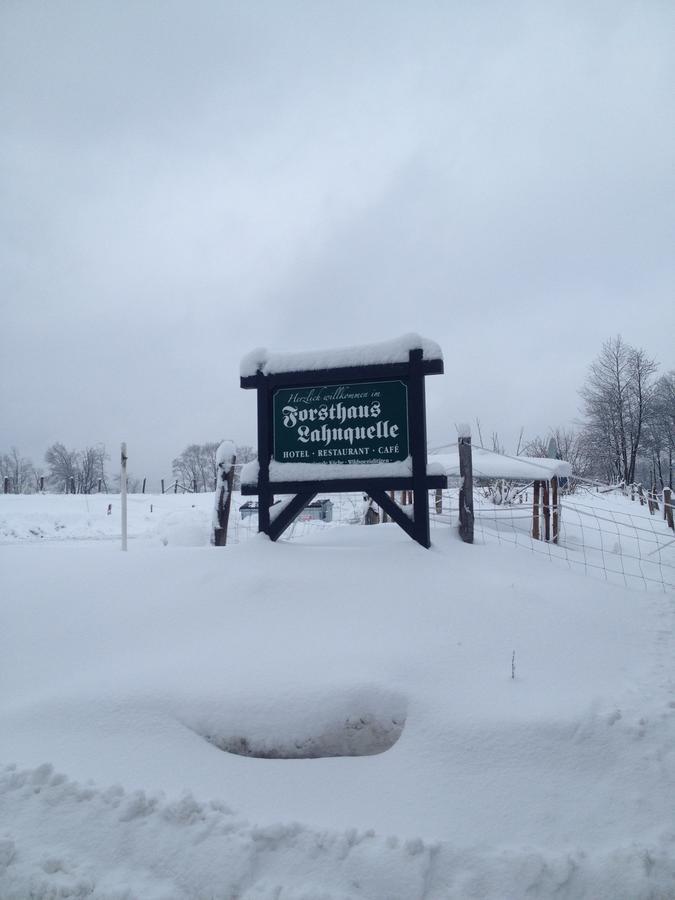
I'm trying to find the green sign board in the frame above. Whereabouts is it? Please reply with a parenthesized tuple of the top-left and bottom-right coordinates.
(273, 381, 409, 464)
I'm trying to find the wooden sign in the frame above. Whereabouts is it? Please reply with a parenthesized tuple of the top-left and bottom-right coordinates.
(240, 339, 446, 547)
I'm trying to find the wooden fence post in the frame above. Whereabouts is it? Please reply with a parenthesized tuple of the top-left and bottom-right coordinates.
(435, 488, 443, 515)
(651, 486, 659, 513)
(174, 480, 178, 494)
(213, 445, 236, 546)
(551, 476, 559, 543)
(70, 476, 76, 494)
(193, 479, 198, 494)
(458, 432, 474, 544)
(161, 479, 165, 494)
(532, 480, 541, 540)
(542, 480, 551, 542)
(3, 476, 9, 494)
(141, 477, 146, 494)
(664, 488, 674, 531)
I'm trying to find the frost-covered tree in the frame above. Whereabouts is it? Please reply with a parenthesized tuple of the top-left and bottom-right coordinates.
(44, 442, 108, 493)
(172, 442, 221, 492)
(0, 447, 36, 493)
(45, 443, 80, 492)
(579, 337, 658, 485)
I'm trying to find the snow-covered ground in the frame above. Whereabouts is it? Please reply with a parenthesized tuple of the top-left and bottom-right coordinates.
(1, 492, 674, 898)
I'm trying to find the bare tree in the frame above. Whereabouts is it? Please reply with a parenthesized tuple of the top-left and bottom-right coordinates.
(172, 442, 222, 492)
(44, 442, 108, 493)
(523, 427, 592, 491)
(77, 444, 108, 493)
(45, 443, 80, 492)
(579, 336, 658, 485)
(0, 447, 36, 493)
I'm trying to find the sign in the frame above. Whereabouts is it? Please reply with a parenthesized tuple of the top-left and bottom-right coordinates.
(240, 341, 446, 547)
(273, 380, 408, 464)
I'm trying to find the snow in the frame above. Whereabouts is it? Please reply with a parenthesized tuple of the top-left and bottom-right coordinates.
(432, 446, 572, 480)
(215, 439, 236, 469)
(240, 333, 443, 377)
(1, 493, 674, 898)
(241, 457, 446, 485)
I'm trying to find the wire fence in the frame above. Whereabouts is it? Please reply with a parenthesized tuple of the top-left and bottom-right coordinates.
(429, 485, 674, 593)
(229, 485, 675, 593)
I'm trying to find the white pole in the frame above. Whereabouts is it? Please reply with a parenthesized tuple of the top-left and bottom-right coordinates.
(121, 442, 128, 551)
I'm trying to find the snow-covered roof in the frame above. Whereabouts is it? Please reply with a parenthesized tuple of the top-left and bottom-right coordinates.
(240, 333, 443, 378)
(431, 447, 572, 481)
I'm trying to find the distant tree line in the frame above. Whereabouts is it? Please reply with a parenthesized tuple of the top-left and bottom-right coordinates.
(0, 441, 257, 494)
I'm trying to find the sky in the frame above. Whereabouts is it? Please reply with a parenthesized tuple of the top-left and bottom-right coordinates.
(1, 1, 673, 483)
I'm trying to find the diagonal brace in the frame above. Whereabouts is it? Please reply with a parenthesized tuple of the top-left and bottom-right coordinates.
(268, 491, 317, 541)
(369, 488, 426, 546)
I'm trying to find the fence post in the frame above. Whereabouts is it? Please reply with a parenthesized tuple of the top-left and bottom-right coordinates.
(141, 477, 146, 494)
(39, 475, 44, 492)
(532, 480, 541, 540)
(161, 479, 165, 494)
(70, 476, 76, 494)
(213, 443, 236, 546)
(664, 488, 674, 531)
(120, 442, 128, 552)
(174, 480, 178, 494)
(3, 476, 9, 494)
(458, 430, 474, 544)
(551, 476, 559, 543)
(193, 478, 198, 494)
(542, 480, 551, 542)
(435, 488, 443, 515)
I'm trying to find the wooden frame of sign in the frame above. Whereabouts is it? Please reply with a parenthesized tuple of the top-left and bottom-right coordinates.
(240, 348, 446, 547)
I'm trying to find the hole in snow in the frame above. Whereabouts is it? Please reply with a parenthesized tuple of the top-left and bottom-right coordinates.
(203, 712, 405, 759)
(191, 690, 407, 759)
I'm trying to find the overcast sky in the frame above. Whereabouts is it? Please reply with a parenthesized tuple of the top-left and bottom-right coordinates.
(1, 1, 673, 482)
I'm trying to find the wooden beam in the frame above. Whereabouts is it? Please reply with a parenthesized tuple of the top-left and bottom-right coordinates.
(532, 480, 541, 540)
(458, 435, 474, 544)
(268, 491, 317, 541)
(240, 475, 447, 496)
(256, 372, 272, 536)
(369, 488, 420, 544)
(543, 479, 551, 542)
(240, 358, 444, 390)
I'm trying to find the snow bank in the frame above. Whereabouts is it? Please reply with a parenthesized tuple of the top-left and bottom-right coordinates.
(1, 507, 674, 897)
(2, 763, 674, 900)
(240, 333, 443, 377)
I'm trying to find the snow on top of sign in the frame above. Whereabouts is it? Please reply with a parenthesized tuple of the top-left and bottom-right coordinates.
(240, 333, 443, 377)
(241, 458, 445, 485)
(431, 446, 572, 480)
